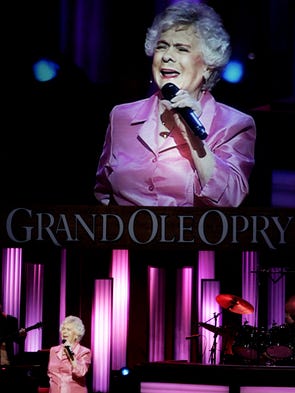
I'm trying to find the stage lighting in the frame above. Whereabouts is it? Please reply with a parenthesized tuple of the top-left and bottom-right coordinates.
(222, 60, 244, 84)
(32, 58, 60, 82)
(120, 366, 131, 376)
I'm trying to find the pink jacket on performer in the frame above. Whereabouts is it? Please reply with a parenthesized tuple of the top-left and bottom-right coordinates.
(48, 343, 91, 393)
(94, 91, 256, 207)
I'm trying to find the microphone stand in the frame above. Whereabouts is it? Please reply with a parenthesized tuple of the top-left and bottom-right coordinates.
(208, 312, 220, 365)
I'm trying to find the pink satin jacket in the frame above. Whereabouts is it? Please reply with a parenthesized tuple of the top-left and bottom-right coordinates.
(48, 343, 91, 393)
(94, 91, 256, 207)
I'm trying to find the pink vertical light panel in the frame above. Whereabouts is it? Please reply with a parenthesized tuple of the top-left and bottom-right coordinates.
(1, 248, 22, 318)
(201, 279, 221, 365)
(24, 263, 44, 351)
(175, 267, 193, 361)
(197, 251, 215, 319)
(109, 249, 130, 370)
(1, 248, 22, 356)
(148, 266, 165, 362)
(59, 248, 67, 325)
(197, 251, 216, 364)
(91, 279, 113, 393)
(268, 267, 286, 328)
(242, 251, 259, 327)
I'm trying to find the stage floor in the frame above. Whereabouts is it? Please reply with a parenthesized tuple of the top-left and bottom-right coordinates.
(134, 360, 295, 391)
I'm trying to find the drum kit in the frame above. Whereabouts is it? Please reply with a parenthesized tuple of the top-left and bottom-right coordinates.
(196, 293, 295, 365)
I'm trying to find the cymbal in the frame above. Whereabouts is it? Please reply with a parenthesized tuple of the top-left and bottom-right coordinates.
(198, 322, 225, 335)
(216, 294, 254, 314)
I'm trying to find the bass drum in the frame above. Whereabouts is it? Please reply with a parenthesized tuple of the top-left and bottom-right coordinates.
(233, 325, 263, 361)
(266, 324, 295, 359)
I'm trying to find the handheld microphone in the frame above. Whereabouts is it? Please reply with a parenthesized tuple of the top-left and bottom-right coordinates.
(62, 339, 74, 361)
(161, 83, 208, 140)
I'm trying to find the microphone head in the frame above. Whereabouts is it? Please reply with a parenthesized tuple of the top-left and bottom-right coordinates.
(62, 339, 66, 344)
(161, 83, 179, 101)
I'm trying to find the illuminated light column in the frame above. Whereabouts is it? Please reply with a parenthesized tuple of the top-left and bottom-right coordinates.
(175, 267, 193, 361)
(1, 248, 23, 355)
(242, 251, 259, 327)
(197, 251, 216, 363)
(197, 251, 215, 317)
(1, 248, 22, 317)
(148, 266, 165, 362)
(268, 267, 286, 328)
(91, 279, 113, 393)
(59, 248, 67, 324)
(109, 249, 130, 370)
(201, 279, 221, 365)
(24, 263, 44, 351)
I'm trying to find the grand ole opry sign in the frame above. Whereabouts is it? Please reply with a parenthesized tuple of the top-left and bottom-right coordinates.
(0, 205, 294, 251)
